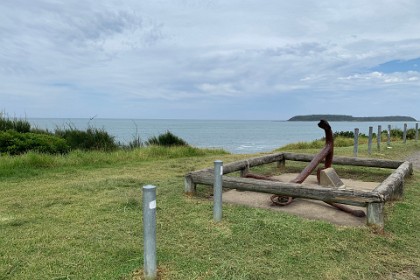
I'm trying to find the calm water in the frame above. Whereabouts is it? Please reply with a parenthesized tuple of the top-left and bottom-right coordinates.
(28, 118, 416, 154)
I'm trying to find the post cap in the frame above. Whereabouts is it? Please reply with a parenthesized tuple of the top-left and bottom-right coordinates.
(143, 185, 157, 190)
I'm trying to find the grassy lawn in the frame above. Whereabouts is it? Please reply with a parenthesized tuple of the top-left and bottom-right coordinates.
(0, 142, 419, 279)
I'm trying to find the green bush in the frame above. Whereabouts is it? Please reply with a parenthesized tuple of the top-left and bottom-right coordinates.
(0, 130, 69, 155)
(126, 136, 143, 149)
(389, 129, 403, 138)
(0, 115, 31, 133)
(334, 131, 354, 138)
(407, 128, 419, 139)
(55, 127, 118, 151)
(146, 131, 189, 147)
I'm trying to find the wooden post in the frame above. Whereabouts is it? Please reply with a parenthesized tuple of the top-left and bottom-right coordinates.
(387, 124, 391, 147)
(184, 175, 196, 194)
(367, 202, 384, 231)
(403, 123, 407, 143)
(277, 159, 286, 169)
(240, 166, 250, 177)
(353, 128, 359, 158)
(368, 126, 373, 155)
(377, 125, 382, 151)
(416, 123, 419, 141)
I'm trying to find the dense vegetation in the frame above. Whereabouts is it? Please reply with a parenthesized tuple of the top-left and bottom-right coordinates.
(0, 114, 190, 155)
(288, 114, 417, 121)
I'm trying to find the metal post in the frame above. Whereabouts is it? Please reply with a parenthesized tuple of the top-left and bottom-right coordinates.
(143, 185, 157, 280)
(387, 124, 391, 147)
(353, 128, 359, 158)
(416, 123, 419, 141)
(213, 160, 223, 222)
(403, 123, 407, 143)
(377, 125, 382, 151)
(368, 126, 373, 155)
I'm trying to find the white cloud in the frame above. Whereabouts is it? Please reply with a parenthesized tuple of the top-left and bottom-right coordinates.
(338, 71, 420, 84)
(1, 0, 420, 119)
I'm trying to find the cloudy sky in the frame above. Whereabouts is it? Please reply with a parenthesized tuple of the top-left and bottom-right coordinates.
(1, 0, 420, 120)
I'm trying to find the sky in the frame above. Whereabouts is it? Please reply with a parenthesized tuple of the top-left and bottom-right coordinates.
(1, 0, 420, 120)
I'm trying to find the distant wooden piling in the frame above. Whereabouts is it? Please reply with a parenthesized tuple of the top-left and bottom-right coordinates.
(368, 126, 373, 155)
(387, 124, 391, 147)
(353, 128, 359, 157)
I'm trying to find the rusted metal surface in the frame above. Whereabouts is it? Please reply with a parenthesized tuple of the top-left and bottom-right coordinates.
(324, 202, 366, 217)
(271, 120, 333, 206)
(243, 173, 294, 206)
(290, 119, 333, 184)
(269, 120, 365, 217)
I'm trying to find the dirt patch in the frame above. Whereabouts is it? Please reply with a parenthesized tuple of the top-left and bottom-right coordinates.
(222, 174, 379, 227)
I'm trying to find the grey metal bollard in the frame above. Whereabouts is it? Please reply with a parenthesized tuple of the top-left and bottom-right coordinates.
(416, 123, 419, 141)
(387, 125, 391, 147)
(353, 128, 359, 158)
(403, 123, 407, 143)
(377, 125, 382, 151)
(368, 126, 373, 155)
(143, 185, 157, 280)
(213, 160, 223, 222)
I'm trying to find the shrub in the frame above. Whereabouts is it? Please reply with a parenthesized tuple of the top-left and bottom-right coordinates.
(145, 131, 189, 147)
(0, 115, 31, 133)
(0, 130, 70, 155)
(407, 128, 419, 140)
(55, 126, 118, 151)
(334, 131, 354, 138)
(126, 136, 143, 149)
(390, 129, 403, 138)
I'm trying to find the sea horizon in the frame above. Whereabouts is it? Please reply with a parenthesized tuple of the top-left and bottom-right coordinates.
(26, 118, 418, 154)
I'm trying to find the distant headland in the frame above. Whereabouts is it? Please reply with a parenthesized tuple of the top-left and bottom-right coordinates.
(288, 114, 417, 122)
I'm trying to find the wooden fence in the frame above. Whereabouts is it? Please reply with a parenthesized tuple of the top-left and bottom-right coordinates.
(185, 152, 413, 231)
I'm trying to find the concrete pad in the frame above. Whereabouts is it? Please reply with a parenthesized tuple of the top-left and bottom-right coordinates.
(222, 174, 380, 227)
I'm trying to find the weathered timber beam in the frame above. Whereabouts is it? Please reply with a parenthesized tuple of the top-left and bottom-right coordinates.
(367, 202, 385, 231)
(223, 153, 284, 174)
(188, 153, 285, 175)
(188, 172, 382, 206)
(372, 161, 413, 201)
(282, 153, 404, 169)
(184, 175, 196, 194)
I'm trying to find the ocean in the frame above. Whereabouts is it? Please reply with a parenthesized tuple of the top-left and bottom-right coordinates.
(28, 118, 416, 154)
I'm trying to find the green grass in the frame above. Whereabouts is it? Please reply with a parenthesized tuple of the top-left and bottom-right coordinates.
(0, 142, 419, 279)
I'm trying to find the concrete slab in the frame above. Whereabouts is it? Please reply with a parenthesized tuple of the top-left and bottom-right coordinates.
(222, 174, 380, 227)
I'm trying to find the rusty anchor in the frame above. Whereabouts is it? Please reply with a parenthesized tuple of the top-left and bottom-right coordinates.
(246, 119, 365, 218)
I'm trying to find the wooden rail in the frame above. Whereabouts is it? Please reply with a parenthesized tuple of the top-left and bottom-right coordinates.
(184, 152, 413, 231)
(188, 171, 381, 206)
(282, 153, 405, 169)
